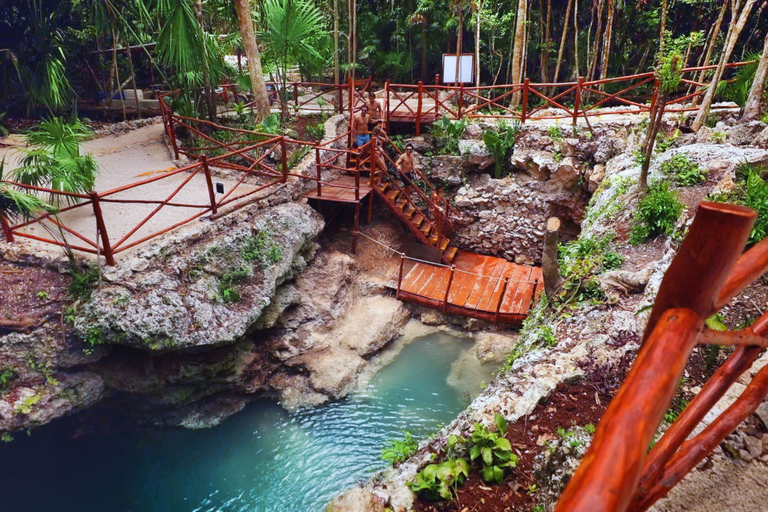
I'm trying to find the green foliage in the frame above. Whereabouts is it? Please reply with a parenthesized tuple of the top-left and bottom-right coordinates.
(85, 327, 106, 347)
(482, 120, 520, 178)
(469, 414, 518, 484)
(305, 121, 325, 141)
(584, 423, 596, 434)
(547, 125, 564, 140)
(12, 118, 98, 205)
(36, 291, 49, 300)
(288, 145, 312, 168)
(0, 369, 16, 393)
(232, 101, 248, 121)
(710, 131, 727, 144)
(716, 53, 761, 110)
(538, 326, 557, 348)
(431, 115, 468, 154)
(256, 113, 282, 134)
(407, 458, 471, 501)
(242, 231, 283, 268)
(15, 393, 41, 415)
(68, 263, 99, 301)
(557, 234, 622, 303)
(654, 130, 680, 153)
(381, 431, 418, 465)
(709, 162, 768, 246)
(660, 154, 707, 186)
(630, 182, 683, 244)
(216, 264, 251, 303)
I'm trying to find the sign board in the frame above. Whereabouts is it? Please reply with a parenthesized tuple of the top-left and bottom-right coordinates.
(442, 54, 474, 84)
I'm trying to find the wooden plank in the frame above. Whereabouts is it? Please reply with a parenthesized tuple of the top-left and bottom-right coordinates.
(463, 257, 502, 310)
(446, 253, 480, 303)
(506, 266, 536, 314)
(498, 265, 527, 313)
(450, 256, 495, 308)
(400, 263, 431, 294)
(405, 263, 436, 295)
(417, 266, 449, 298)
(478, 261, 517, 313)
(423, 266, 454, 302)
(475, 258, 511, 311)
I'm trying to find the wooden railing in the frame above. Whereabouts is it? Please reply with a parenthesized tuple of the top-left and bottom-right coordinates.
(555, 202, 768, 512)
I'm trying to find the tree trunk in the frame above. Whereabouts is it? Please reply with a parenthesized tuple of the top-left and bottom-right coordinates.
(333, 0, 340, 88)
(587, 0, 604, 82)
(196, 0, 216, 122)
(421, 21, 428, 82)
(553, 0, 573, 84)
(511, 0, 527, 105)
(126, 48, 142, 119)
(475, 0, 481, 90)
(692, 0, 729, 108)
(572, 0, 579, 80)
(742, 32, 768, 122)
(352, 0, 358, 82)
(455, 10, 463, 85)
(234, 0, 270, 122)
(598, 0, 614, 84)
(659, 0, 669, 52)
(542, 217, 563, 299)
(540, 0, 552, 83)
(692, 0, 758, 131)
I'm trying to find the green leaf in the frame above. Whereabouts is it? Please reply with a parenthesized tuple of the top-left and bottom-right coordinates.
(481, 446, 493, 466)
(494, 413, 507, 434)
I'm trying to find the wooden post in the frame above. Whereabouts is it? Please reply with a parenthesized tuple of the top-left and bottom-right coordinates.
(367, 192, 373, 224)
(435, 74, 440, 87)
(369, 138, 377, 188)
(396, 254, 405, 299)
(168, 113, 179, 159)
(521, 78, 530, 123)
(543, 217, 563, 298)
(337, 83, 343, 114)
(494, 277, 510, 325)
(354, 157, 360, 202)
(385, 79, 391, 128)
(442, 266, 456, 313)
(293, 82, 298, 109)
(201, 156, 217, 215)
(89, 191, 116, 266)
(348, 77, 355, 148)
(458, 83, 464, 118)
(352, 202, 360, 254)
(280, 137, 288, 183)
(573, 76, 584, 127)
(0, 214, 14, 242)
(315, 147, 322, 196)
(416, 80, 423, 135)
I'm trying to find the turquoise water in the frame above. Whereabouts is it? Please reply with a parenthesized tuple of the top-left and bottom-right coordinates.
(0, 332, 487, 512)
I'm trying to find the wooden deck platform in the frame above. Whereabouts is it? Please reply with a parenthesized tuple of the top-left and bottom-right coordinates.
(303, 175, 373, 203)
(395, 250, 543, 325)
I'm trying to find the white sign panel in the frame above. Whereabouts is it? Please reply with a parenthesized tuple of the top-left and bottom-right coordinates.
(442, 54, 474, 84)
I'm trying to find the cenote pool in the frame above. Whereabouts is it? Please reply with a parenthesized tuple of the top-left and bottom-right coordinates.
(0, 332, 494, 512)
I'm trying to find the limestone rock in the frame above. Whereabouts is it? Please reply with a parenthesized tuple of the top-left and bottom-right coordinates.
(727, 121, 767, 147)
(551, 157, 580, 188)
(326, 488, 385, 512)
(587, 164, 606, 193)
(511, 150, 556, 180)
(405, 135, 435, 154)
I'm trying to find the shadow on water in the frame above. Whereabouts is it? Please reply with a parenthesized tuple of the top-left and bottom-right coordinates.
(0, 332, 497, 512)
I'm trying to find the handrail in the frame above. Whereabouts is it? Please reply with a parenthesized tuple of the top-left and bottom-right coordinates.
(555, 202, 768, 512)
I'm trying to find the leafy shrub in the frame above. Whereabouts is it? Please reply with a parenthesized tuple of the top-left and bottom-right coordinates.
(305, 121, 325, 141)
(242, 231, 283, 267)
(470, 414, 518, 484)
(288, 145, 312, 168)
(15, 394, 41, 415)
(408, 458, 470, 500)
(654, 129, 679, 153)
(660, 153, 707, 186)
(0, 369, 16, 393)
(744, 169, 768, 244)
(381, 431, 418, 465)
(68, 263, 99, 301)
(538, 326, 557, 347)
(431, 115, 468, 154)
(256, 113, 281, 134)
(557, 235, 623, 303)
(482, 120, 521, 178)
(630, 182, 683, 244)
(216, 264, 251, 303)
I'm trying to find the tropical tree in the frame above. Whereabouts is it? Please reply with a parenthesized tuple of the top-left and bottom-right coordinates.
(742, 32, 768, 122)
(0, 158, 55, 233)
(260, 0, 329, 121)
(235, 0, 271, 122)
(11, 118, 98, 205)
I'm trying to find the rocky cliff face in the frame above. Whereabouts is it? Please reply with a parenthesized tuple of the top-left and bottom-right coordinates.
(329, 114, 768, 511)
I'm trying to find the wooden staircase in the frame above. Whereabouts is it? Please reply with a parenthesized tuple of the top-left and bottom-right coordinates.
(373, 178, 459, 264)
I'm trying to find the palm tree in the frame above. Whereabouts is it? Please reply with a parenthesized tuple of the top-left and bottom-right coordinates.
(260, 0, 328, 122)
(0, 158, 56, 242)
(11, 118, 99, 205)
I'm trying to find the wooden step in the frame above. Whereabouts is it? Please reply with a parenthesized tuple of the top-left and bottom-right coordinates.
(438, 238, 450, 251)
(428, 233, 439, 246)
(402, 203, 416, 217)
(443, 246, 459, 263)
(420, 223, 432, 237)
(411, 213, 424, 227)
(376, 181, 388, 192)
(385, 189, 400, 202)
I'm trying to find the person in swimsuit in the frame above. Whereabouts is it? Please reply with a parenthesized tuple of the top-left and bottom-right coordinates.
(371, 125, 389, 175)
(351, 105, 372, 148)
(395, 143, 418, 195)
(365, 91, 383, 130)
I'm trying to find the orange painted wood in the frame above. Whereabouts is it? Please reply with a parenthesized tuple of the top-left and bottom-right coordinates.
(451, 256, 493, 307)
(418, 266, 450, 299)
(507, 266, 536, 314)
(499, 265, 529, 313)
(480, 262, 517, 313)
(406, 263, 437, 295)
(642, 202, 756, 346)
(475, 259, 511, 311)
(554, 308, 702, 512)
(446, 254, 480, 302)
(462, 257, 501, 309)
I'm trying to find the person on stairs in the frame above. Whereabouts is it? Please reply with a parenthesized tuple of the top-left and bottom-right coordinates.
(395, 143, 418, 198)
(351, 104, 372, 148)
(365, 91, 383, 130)
(371, 125, 389, 177)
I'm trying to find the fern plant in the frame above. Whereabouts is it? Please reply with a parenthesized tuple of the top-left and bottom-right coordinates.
(630, 181, 683, 244)
(483, 120, 521, 178)
(469, 414, 518, 485)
